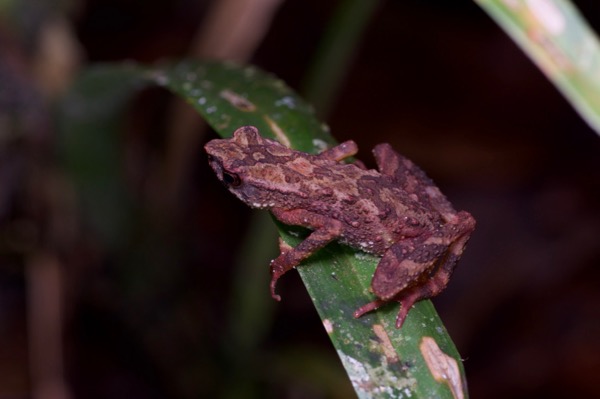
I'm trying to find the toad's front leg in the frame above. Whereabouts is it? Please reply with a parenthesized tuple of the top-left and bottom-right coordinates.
(317, 140, 358, 162)
(269, 208, 343, 301)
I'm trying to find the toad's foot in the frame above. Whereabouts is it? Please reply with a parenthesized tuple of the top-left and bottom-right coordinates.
(352, 294, 418, 329)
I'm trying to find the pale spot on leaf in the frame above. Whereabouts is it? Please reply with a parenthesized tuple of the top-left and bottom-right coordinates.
(220, 89, 256, 111)
(420, 336, 464, 399)
(263, 115, 291, 148)
(373, 324, 399, 363)
(312, 138, 328, 152)
(526, 0, 565, 35)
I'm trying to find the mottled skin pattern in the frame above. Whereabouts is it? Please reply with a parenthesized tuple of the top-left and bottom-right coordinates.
(205, 126, 476, 328)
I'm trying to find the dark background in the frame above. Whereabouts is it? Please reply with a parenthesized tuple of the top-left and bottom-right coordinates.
(1, 0, 599, 398)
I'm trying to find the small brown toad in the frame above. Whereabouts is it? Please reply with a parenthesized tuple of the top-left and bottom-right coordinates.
(205, 126, 475, 328)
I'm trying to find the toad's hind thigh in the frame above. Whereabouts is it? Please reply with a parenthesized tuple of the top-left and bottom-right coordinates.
(360, 217, 474, 328)
(356, 240, 453, 329)
(371, 238, 446, 301)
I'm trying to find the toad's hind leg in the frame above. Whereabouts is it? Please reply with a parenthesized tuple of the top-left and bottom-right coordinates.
(355, 217, 475, 328)
(389, 240, 466, 329)
(385, 213, 475, 328)
(353, 235, 443, 326)
(353, 244, 458, 329)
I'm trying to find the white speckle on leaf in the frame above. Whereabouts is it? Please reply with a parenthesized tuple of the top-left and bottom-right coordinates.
(312, 139, 328, 152)
(198, 97, 206, 105)
(206, 106, 217, 114)
(354, 252, 370, 261)
(275, 96, 296, 109)
(323, 319, 334, 334)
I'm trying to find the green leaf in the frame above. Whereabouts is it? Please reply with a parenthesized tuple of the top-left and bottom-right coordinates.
(60, 60, 468, 398)
(477, 0, 600, 136)
(152, 61, 336, 152)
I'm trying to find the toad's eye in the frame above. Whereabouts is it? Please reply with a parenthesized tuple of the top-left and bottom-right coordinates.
(223, 171, 241, 187)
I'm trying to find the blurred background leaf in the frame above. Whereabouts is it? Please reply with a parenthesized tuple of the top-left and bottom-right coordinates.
(477, 0, 600, 135)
